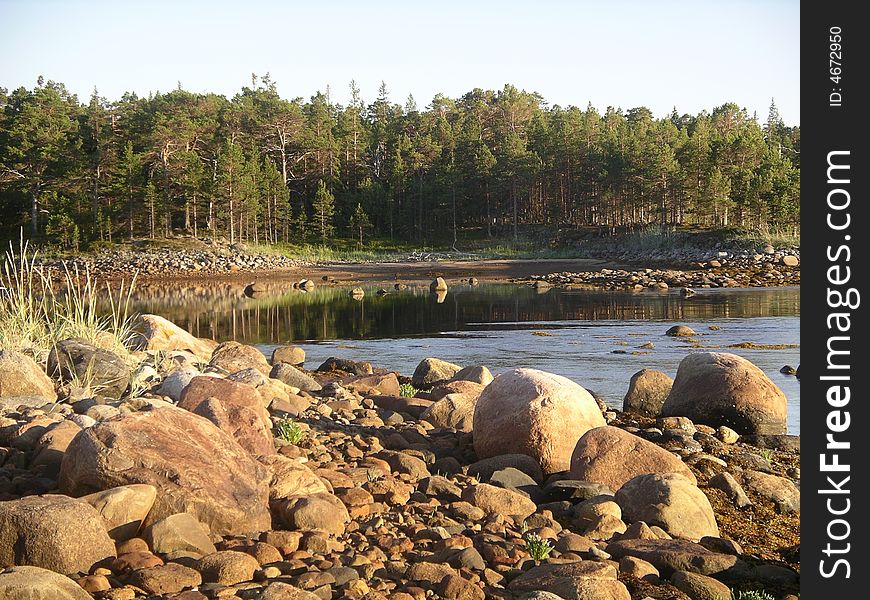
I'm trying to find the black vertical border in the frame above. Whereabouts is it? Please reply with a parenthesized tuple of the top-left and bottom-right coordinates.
(801, 2, 867, 596)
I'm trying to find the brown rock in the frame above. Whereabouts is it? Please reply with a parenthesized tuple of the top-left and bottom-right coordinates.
(742, 470, 800, 513)
(260, 581, 323, 599)
(661, 352, 787, 435)
(450, 365, 494, 386)
(259, 454, 330, 502)
(58, 406, 272, 536)
(210, 341, 270, 375)
(276, 492, 350, 534)
(144, 512, 217, 556)
(137, 314, 218, 362)
(622, 369, 673, 417)
(671, 570, 732, 600)
(111, 551, 163, 573)
(198, 550, 259, 585)
(79, 484, 157, 541)
(507, 561, 619, 597)
(345, 373, 401, 396)
(473, 368, 605, 475)
(615, 473, 718, 541)
(412, 357, 462, 388)
(178, 376, 275, 456)
(0, 495, 115, 575)
(0, 565, 92, 600)
(406, 562, 458, 584)
(461, 483, 537, 520)
(569, 426, 696, 490)
(619, 556, 659, 583)
(0, 349, 55, 400)
(421, 393, 478, 431)
(272, 345, 306, 366)
(29, 420, 82, 476)
(438, 573, 484, 600)
(605, 538, 741, 578)
(128, 562, 202, 595)
(370, 395, 433, 418)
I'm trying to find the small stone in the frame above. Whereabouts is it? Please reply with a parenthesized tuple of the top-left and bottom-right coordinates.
(198, 550, 260, 585)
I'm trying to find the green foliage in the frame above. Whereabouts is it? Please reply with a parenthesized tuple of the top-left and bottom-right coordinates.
(312, 180, 335, 241)
(274, 417, 306, 444)
(399, 383, 418, 398)
(0, 77, 799, 247)
(523, 532, 554, 561)
(366, 468, 384, 482)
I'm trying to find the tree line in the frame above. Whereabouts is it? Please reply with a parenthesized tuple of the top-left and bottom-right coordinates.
(0, 75, 799, 250)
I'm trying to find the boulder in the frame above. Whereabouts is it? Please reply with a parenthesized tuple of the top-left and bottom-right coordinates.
(781, 255, 799, 267)
(178, 376, 275, 456)
(155, 368, 201, 402)
(666, 325, 696, 337)
(209, 341, 270, 375)
(0, 349, 55, 400)
(258, 454, 330, 502)
(671, 570, 732, 600)
(622, 369, 673, 417)
(569, 426, 696, 490)
(412, 357, 462, 388)
(79, 484, 157, 541)
(615, 473, 719, 541)
(430, 277, 448, 292)
(451, 365, 494, 386)
(344, 372, 401, 396)
(508, 562, 627, 600)
(421, 392, 478, 431)
(270, 363, 322, 392)
(317, 357, 373, 376)
(429, 379, 486, 401)
(47, 339, 130, 399)
(144, 513, 217, 556)
(461, 483, 537, 520)
(473, 368, 605, 474)
(0, 495, 115, 575)
(29, 420, 82, 477)
(0, 566, 92, 600)
(661, 352, 787, 434)
(605, 538, 741, 578)
(742, 470, 800, 513)
(371, 395, 433, 418)
(272, 345, 306, 366)
(467, 454, 545, 484)
(58, 406, 272, 536)
(275, 492, 350, 534)
(127, 562, 202, 595)
(136, 314, 217, 361)
(198, 550, 259, 585)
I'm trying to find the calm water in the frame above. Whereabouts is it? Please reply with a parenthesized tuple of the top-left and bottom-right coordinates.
(123, 282, 801, 434)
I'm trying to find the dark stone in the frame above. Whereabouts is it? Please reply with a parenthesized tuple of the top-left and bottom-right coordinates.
(47, 339, 131, 399)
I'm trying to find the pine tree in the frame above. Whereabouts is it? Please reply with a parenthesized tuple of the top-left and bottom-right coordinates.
(312, 179, 335, 241)
(349, 203, 372, 247)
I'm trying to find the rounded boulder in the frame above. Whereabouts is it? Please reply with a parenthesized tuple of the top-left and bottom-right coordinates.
(473, 368, 605, 474)
(661, 352, 787, 434)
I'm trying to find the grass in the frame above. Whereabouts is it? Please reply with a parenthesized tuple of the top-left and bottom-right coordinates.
(399, 383, 418, 398)
(731, 591, 776, 600)
(274, 417, 306, 444)
(759, 448, 774, 462)
(523, 532, 554, 561)
(0, 238, 137, 361)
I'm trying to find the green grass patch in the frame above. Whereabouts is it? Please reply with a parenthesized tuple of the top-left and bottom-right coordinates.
(0, 238, 137, 361)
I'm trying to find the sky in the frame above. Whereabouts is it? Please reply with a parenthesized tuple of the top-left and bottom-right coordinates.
(0, 0, 800, 124)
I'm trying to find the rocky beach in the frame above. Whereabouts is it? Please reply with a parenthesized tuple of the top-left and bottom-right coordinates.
(0, 304, 800, 599)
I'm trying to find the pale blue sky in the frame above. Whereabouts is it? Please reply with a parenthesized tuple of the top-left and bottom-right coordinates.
(0, 0, 799, 124)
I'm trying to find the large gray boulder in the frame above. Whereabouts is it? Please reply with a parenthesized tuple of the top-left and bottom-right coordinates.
(622, 369, 672, 417)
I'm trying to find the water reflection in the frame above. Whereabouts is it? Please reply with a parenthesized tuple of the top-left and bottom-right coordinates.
(115, 283, 800, 345)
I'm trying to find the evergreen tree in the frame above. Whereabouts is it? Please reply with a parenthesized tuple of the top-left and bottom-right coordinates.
(349, 202, 372, 247)
(312, 179, 335, 241)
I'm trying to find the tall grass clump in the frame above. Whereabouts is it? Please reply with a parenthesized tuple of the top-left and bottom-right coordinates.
(0, 239, 138, 360)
